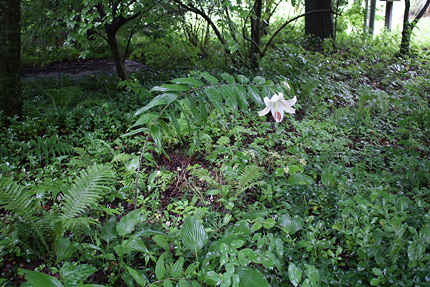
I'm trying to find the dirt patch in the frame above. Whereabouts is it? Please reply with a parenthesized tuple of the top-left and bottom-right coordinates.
(22, 59, 150, 79)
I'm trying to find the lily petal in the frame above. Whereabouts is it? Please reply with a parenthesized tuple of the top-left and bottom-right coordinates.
(258, 105, 271, 116)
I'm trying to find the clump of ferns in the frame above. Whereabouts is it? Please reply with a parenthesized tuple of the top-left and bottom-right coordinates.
(0, 164, 114, 259)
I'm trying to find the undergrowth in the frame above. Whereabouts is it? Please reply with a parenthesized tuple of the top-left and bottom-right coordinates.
(1, 36, 429, 287)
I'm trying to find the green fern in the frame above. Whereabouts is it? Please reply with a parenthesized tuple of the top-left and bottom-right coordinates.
(0, 176, 50, 252)
(30, 135, 74, 161)
(234, 165, 265, 195)
(60, 164, 114, 221)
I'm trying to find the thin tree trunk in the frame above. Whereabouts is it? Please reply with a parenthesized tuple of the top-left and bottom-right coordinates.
(0, 0, 22, 117)
(106, 25, 129, 81)
(400, 0, 430, 56)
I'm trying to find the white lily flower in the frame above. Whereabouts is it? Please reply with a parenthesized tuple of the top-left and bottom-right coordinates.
(258, 93, 297, 122)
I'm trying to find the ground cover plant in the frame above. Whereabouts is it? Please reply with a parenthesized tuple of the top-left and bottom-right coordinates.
(1, 29, 430, 287)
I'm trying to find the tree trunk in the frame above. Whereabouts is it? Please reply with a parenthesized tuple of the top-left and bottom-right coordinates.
(106, 25, 129, 81)
(250, 0, 262, 67)
(305, 0, 334, 40)
(0, 0, 22, 117)
(399, 0, 430, 56)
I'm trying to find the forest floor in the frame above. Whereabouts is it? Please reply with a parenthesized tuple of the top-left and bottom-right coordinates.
(21, 59, 150, 79)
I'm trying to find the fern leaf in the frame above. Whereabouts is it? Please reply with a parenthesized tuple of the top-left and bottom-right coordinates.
(60, 164, 114, 219)
(0, 176, 37, 223)
(0, 176, 50, 252)
(236, 165, 263, 193)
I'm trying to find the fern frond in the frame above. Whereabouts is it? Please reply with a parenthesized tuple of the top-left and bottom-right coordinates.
(236, 165, 264, 193)
(31, 135, 74, 161)
(0, 176, 50, 252)
(111, 152, 133, 164)
(56, 216, 99, 232)
(0, 176, 37, 223)
(189, 166, 220, 187)
(60, 164, 114, 219)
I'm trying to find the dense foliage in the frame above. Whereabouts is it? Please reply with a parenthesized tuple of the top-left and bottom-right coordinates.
(1, 0, 430, 286)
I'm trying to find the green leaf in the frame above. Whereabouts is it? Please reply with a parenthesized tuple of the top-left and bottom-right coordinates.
(59, 262, 97, 287)
(121, 236, 148, 254)
(116, 209, 143, 237)
(171, 78, 203, 87)
(201, 71, 219, 84)
(253, 76, 265, 85)
(122, 127, 148, 137)
(178, 279, 188, 287)
(56, 238, 76, 263)
(185, 94, 201, 122)
(251, 222, 262, 232)
(151, 84, 189, 92)
(100, 216, 117, 244)
(181, 216, 208, 251)
(262, 218, 275, 229)
(203, 271, 220, 284)
(221, 73, 235, 84)
(278, 214, 304, 236)
(171, 257, 184, 278)
(204, 87, 224, 113)
(151, 125, 163, 151)
(304, 264, 319, 284)
(167, 112, 182, 141)
(135, 93, 178, 116)
(288, 173, 315, 185)
(18, 269, 64, 287)
(198, 92, 208, 124)
(236, 266, 269, 287)
(155, 253, 166, 280)
(164, 279, 174, 287)
(247, 85, 263, 106)
(153, 234, 171, 251)
(407, 242, 425, 261)
(219, 86, 237, 110)
(236, 75, 249, 84)
(126, 265, 149, 286)
(234, 84, 249, 111)
(288, 263, 302, 287)
(130, 112, 158, 128)
(372, 267, 383, 277)
(185, 262, 199, 278)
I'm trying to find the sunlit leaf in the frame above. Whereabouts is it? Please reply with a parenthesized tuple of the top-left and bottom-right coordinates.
(135, 93, 178, 116)
(288, 263, 302, 287)
(181, 216, 208, 251)
(116, 209, 143, 237)
(236, 266, 269, 287)
(18, 269, 63, 287)
(201, 71, 219, 84)
(151, 84, 189, 92)
(171, 78, 203, 87)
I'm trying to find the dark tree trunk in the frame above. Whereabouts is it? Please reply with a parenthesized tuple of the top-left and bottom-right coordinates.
(305, 0, 333, 40)
(400, 0, 430, 56)
(250, 0, 263, 67)
(106, 25, 129, 81)
(0, 0, 22, 117)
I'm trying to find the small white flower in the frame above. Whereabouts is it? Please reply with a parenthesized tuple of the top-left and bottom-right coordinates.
(258, 93, 297, 122)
